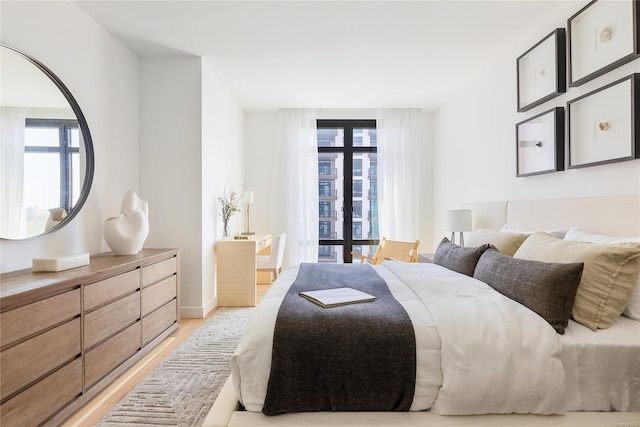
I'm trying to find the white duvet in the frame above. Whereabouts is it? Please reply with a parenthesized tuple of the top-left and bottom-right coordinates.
(231, 262, 566, 415)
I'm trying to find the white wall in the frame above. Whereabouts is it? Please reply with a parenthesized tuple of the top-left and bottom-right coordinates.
(139, 57, 244, 318)
(139, 57, 204, 317)
(244, 112, 279, 239)
(431, 0, 640, 249)
(201, 59, 245, 315)
(0, 0, 139, 272)
(244, 109, 434, 264)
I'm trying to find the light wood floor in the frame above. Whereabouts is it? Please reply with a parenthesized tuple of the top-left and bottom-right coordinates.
(62, 284, 270, 427)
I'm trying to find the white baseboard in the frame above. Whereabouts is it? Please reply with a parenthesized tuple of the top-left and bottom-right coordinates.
(203, 296, 217, 316)
(180, 297, 218, 319)
(180, 306, 205, 318)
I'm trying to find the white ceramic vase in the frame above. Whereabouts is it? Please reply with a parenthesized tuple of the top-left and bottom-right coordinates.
(103, 191, 149, 255)
(44, 207, 67, 232)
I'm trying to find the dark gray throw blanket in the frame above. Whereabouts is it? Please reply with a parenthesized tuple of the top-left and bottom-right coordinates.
(262, 263, 416, 416)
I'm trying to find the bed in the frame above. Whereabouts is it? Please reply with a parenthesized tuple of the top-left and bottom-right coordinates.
(204, 195, 640, 427)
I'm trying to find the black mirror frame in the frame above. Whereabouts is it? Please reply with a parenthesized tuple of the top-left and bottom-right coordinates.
(1, 44, 95, 240)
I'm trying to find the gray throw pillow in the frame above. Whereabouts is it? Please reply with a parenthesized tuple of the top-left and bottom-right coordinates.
(473, 248, 584, 334)
(433, 238, 490, 277)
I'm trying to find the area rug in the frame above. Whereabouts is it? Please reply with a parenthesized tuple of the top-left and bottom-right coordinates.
(97, 307, 253, 427)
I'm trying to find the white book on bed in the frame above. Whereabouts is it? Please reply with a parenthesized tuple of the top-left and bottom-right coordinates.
(299, 287, 376, 308)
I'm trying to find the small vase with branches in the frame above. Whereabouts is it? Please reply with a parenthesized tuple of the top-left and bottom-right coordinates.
(218, 187, 241, 238)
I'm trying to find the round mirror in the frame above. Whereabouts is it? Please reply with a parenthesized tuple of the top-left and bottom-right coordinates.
(1, 44, 94, 240)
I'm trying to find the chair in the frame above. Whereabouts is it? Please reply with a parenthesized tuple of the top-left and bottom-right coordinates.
(351, 237, 420, 264)
(257, 233, 286, 283)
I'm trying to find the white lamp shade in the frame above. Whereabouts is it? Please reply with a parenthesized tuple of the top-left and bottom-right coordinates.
(244, 190, 254, 204)
(445, 209, 472, 232)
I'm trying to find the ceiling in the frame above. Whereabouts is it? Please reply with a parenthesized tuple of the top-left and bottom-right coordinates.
(75, 0, 565, 112)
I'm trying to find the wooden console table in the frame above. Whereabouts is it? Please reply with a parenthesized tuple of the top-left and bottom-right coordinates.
(216, 234, 271, 307)
(0, 249, 180, 426)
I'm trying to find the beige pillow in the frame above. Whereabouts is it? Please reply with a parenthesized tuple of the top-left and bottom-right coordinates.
(514, 232, 640, 330)
(464, 229, 529, 256)
(564, 226, 640, 321)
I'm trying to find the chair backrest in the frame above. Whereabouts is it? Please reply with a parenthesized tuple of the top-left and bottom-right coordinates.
(262, 233, 286, 269)
(372, 238, 420, 264)
(273, 233, 286, 268)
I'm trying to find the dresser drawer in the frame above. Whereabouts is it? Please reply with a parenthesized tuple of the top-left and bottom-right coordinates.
(142, 275, 177, 316)
(142, 257, 177, 287)
(84, 291, 140, 349)
(85, 322, 140, 388)
(1, 357, 82, 427)
(142, 300, 176, 345)
(0, 289, 80, 349)
(1, 318, 81, 401)
(84, 269, 140, 311)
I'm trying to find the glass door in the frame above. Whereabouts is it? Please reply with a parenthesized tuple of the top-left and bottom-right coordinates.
(317, 120, 378, 263)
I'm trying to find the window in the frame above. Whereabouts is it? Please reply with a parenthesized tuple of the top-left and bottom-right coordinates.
(369, 181, 378, 198)
(319, 246, 332, 257)
(353, 158, 363, 176)
(352, 221, 362, 239)
(352, 180, 362, 197)
(23, 118, 80, 234)
(319, 162, 332, 175)
(319, 221, 332, 238)
(353, 201, 362, 218)
(317, 120, 378, 263)
(319, 181, 332, 197)
(319, 201, 332, 218)
(317, 129, 341, 147)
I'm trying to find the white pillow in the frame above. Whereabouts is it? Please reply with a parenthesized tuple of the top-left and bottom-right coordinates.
(564, 227, 640, 321)
(500, 225, 568, 239)
(564, 226, 640, 244)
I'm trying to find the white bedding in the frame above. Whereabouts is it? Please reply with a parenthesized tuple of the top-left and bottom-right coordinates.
(562, 316, 640, 411)
(231, 262, 567, 415)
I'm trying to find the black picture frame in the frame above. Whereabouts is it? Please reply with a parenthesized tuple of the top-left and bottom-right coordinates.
(517, 28, 566, 112)
(568, 0, 640, 87)
(516, 107, 565, 177)
(568, 74, 639, 168)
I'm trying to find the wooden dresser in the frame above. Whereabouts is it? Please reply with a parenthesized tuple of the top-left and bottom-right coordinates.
(0, 249, 180, 426)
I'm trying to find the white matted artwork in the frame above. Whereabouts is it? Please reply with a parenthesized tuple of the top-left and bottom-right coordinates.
(517, 29, 566, 112)
(568, 0, 638, 86)
(516, 107, 564, 177)
(568, 74, 639, 168)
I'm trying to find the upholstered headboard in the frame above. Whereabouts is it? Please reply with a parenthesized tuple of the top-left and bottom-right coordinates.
(467, 195, 640, 238)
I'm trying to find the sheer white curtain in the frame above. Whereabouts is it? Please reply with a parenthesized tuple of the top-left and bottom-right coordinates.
(376, 108, 421, 241)
(274, 109, 319, 266)
(1, 107, 27, 239)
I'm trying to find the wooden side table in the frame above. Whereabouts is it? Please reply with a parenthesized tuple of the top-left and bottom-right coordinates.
(216, 234, 271, 307)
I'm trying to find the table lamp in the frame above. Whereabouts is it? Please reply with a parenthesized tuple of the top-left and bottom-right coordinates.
(242, 190, 255, 235)
(445, 209, 472, 246)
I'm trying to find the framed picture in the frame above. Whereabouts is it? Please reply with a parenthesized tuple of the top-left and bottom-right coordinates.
(568, 74, 639, 168)
(516, 107, 565, 177)
(517, 28, 566, 112)
(568, 0, 639, 87)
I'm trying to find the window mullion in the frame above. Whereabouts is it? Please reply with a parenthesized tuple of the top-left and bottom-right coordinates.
(344, 126, 354, 263)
